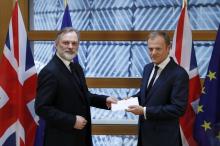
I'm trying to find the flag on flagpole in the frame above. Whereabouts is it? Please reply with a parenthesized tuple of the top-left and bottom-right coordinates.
(61, 3, 72, 28)
(51, 2, 78, 62)
(170, 1, 201, 146)
(60, 3, 78, 63)
(0, 1, 38, 146)
(194, 25, 220, 146)
(34, 2, 76, 146)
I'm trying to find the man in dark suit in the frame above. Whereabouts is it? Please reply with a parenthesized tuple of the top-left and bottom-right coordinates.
(35, 27, 117, 146)
(126, 31, 189, 146)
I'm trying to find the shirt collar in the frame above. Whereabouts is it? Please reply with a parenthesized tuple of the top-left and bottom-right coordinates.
(56, 53, 72, 67)
(156, 56, 170, 70)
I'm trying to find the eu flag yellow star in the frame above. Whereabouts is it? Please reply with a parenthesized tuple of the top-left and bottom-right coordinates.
(201, 120, 211, 131)
(197, 105, 204, 113)
(217, 132, 220, 141)
(64, 0, 68, 6)
(201, 86, 206, 94)
(207, 70, 216, 81)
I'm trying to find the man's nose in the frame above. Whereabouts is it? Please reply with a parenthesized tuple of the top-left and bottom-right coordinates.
(68, 43, 73, 48)
(67, 43, 74, 49)
(151, 49, 156, 55)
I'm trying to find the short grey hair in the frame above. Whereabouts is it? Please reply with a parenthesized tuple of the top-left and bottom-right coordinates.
(55, 27, 80, 43)
(147, 31, 171, 47)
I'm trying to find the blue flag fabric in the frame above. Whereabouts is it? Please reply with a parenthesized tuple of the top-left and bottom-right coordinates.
(61, 4, 72, 28)
(34, 118, 45, 146)
(61, 4, 78, 62)
(34, 4, 75, 146)
(194, 25, 220, 146)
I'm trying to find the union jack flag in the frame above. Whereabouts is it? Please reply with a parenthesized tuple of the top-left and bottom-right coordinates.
(0, 2, 37, 146)
(170, 1, 201, 146)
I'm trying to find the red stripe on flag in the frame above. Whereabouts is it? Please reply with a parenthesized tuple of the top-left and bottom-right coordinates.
(0, 1, 37, 145)
(0, 56, 18, 136)
(20, 140, 25, 146)
(172, 2, 201, 146)
(0, 55, 37, 145)
(12, 2, 19, 65)
(175, 6, 186, 64)
(23, 75, 37, 102)
(22, 75, 37, 146)
(188, 75, 201, 102)
(180, 75, 201, 146)
(180, 106, 198, 146)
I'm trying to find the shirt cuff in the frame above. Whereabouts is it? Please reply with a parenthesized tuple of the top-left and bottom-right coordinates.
(143, 107, 147, 119)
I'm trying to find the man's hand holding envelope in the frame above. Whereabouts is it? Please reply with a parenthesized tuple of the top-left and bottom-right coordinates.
(111, 97, 139, 111)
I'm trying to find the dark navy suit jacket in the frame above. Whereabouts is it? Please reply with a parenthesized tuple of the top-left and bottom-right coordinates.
(35, 55, 108, 146)
(135, 57, 189, 146)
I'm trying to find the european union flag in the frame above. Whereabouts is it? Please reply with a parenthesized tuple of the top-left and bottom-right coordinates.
(194, 25, 220, 146)
(61, 4, 72, 28)
(61, 3, 78, 63)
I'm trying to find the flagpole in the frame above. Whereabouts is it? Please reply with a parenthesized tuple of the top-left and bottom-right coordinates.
(182, 0, 187, 9)
(64, 0, 68, 7)
(13, 0, 18, 8)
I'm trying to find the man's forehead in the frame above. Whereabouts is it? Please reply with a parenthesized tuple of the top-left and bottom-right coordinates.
(60, 32, 78, 40)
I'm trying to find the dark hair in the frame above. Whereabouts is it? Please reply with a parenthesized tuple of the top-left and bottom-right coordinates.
(147, 31, 171, 46)
(56, 27, 80, 43)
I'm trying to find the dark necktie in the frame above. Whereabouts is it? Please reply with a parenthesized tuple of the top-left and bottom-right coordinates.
(146, 65, 159, 93)
(69, 62, 80, 86)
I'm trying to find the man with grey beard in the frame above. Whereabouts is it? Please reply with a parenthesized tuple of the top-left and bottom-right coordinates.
(35, 27, 117, 146)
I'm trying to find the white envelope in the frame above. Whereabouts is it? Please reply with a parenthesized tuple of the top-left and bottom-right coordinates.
(111, 97, 139, 111)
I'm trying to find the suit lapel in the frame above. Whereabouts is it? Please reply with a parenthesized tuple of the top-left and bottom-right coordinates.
(53, 56, 87, 103)
(146, 59, 175, 101)
(73, 63, 90, 104)
(142, 64, 154, 105)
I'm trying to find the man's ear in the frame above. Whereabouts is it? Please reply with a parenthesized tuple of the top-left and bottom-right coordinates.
(55, 40, 58, 47)
(167, 44, 171, 50)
